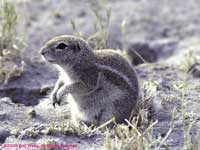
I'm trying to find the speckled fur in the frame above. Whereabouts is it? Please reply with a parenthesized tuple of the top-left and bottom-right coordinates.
(41, 35, 140, 126)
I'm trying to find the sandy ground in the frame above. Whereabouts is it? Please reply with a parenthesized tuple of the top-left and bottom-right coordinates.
(1, 0, 200, 149)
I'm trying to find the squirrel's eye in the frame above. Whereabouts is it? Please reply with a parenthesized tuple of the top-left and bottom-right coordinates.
(56, 43, 67, 50)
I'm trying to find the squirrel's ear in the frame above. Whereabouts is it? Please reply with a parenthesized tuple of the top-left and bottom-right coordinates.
(71, 41, 81, 53)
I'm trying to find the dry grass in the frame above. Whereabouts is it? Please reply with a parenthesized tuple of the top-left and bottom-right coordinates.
(0, 0, 25, 84)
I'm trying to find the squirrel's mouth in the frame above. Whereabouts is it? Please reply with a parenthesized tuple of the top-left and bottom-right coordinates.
(46, 57, 57, 63)
(42, 55, 56, 63)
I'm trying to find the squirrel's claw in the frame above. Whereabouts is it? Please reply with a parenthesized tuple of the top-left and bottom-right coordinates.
(57, 100, 61, 106)
(52, 100, 61, 108)
(56, 90, 64, 106)
(52, 102, 56, 108)
(51, 93, 59, 108)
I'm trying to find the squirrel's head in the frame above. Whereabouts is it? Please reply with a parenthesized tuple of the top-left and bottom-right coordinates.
(40, 35, 93, 66)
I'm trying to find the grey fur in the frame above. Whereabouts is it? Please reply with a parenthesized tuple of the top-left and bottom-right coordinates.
(41, 35, 140, 126)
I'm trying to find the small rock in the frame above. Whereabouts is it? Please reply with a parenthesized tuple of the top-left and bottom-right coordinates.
(10, 128, 20, 137)
(0, 111, 7, 120)
(53, 11, 63, 19)
(0, 129, 11, 143)
(28, 109, 37, 118)
(1, 97, 13, 105)
(40, 85, 52, 94)
(157, 79, 172, 91)
(19, 127, 39, 139)
(188, 62, 200, 78)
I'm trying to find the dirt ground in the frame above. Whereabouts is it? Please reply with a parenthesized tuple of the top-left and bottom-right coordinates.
(1, 0, 200, 149)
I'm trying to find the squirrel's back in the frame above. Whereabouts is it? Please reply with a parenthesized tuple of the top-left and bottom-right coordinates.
(94, 49, 140, 95)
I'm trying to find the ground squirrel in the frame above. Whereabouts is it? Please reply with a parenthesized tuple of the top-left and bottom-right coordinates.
(40, 35, 140, 126)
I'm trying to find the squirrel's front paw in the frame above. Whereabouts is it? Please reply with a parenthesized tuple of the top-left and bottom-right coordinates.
(50, 92, 60, 108)
(56, 89, 65, 106)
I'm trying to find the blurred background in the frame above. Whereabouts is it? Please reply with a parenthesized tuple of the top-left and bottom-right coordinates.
(3, 0, 200, 62)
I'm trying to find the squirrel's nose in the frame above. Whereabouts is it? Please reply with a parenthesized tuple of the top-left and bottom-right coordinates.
(40, 47, 47, 55)
(41, 50, 45, 55)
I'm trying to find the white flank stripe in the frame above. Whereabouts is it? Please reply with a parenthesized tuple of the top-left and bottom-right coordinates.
(95, 63, 134, 90)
